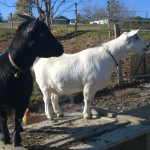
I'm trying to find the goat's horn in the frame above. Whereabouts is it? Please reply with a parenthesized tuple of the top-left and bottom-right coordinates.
(39, 13, 45, 22)
(17, 13, 36, 22)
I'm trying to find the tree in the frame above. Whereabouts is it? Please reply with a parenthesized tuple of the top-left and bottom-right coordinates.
(82, 2, 109, 21)
(76, 13, 83, 23)
(82, 2, 96, 20)
(82, 0, 135, 21)
(15, 0, 34, 15)
(33, 0, 67, 27)
(94, 6, 108, 20)
(107, 0, 135, 19)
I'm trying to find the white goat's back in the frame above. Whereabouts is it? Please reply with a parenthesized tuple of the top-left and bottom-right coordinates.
(33, 47, 114, 95)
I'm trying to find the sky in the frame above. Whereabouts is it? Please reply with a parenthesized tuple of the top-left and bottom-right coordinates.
(0, 0, 150, 20)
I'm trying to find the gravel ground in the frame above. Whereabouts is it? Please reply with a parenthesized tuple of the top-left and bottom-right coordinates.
(17, 80, 150, 149)
(58, 80, 150, 114)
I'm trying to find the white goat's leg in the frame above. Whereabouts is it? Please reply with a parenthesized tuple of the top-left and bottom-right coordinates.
(51, 93, 63, 118)
(83, 85, 96, 119)
(43, 91, 54, 119)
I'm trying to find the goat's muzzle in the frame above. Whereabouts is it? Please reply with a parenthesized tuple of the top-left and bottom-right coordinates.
(147, 42, 150, 48)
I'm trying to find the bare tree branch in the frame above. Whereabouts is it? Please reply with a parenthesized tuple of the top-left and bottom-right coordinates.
(52, 0, 65, 17)
(43, 0, 51, 27)
(0, 1, 15, 7)
(33, 0, 45, 17)
(32, 0, 71, 27)
(52, 0, 57, 11)
(58, 1, 74, 16)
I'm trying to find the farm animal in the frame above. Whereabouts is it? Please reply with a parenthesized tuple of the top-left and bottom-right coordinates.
(31, 29, 149, 120)
(0, 14, 63, 147)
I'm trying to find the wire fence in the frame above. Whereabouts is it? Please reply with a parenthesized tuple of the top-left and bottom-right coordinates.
(0, 17, 150, 34)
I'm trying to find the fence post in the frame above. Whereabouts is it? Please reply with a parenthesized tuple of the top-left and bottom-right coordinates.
(74, 2, 77, 34)
(114, 23, 122, 85)
(107, 0, 111, 37)
(10, 13, 14, 37)
(10, 13, 13, 29)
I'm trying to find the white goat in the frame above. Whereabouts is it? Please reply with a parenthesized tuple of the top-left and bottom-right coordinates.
(33, 30, 148, 119)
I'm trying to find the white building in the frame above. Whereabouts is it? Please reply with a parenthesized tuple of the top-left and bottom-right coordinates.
(90, 19, 109, 25)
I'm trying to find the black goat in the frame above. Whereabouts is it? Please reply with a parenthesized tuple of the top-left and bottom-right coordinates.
(0, 14, 63, 146)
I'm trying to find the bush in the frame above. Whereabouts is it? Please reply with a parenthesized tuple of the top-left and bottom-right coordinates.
(120, 20, 150, 30)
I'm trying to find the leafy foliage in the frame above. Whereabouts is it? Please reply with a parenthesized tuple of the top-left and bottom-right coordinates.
(15, 0, 34, 14)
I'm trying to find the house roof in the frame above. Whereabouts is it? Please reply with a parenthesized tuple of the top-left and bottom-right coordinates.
(54, 16, 70, 21)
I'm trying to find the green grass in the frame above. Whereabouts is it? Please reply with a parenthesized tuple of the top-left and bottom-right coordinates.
(140, 31, 150, 42)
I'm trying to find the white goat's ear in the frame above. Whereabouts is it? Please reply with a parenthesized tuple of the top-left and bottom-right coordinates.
(128, 29, 139, 38)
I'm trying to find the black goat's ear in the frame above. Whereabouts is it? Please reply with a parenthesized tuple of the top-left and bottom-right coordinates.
(17, 13, 36, 22)
(26, 19, 38, 33)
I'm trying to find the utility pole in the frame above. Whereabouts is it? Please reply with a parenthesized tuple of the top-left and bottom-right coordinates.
(107, 0, 111, 37)
(74, 2, 77, 34)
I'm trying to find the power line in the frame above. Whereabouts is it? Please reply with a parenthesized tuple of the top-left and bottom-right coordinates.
(58, 3, 74, 16)
(57, 0, 84, 16)
(0, 1, 15, 7)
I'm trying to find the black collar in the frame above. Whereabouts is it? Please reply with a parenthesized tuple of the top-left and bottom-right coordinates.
(8, 53, 24, 78)
(107, 50, 118, 66)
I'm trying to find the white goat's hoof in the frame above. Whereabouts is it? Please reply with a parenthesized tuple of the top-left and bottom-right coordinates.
(83, 114, 92, 119)
(57, 113, 64, 118)
(46, 114, 54, 120)
(48, 117, 54, 120)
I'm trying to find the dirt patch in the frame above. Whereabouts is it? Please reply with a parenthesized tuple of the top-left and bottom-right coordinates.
(61, 30, 109, 53)
(20, 81, 150, 149)
(0, 32, 12, 52)
(57, 81, 150, 114)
